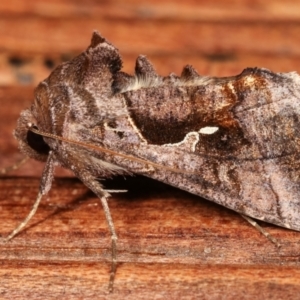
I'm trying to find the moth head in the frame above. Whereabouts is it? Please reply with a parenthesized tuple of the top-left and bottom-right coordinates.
(14, 31, 124, 162)
(14, 108, 50, 162)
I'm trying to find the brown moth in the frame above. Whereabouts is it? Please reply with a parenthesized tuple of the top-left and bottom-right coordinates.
(8, 31, 300, 291)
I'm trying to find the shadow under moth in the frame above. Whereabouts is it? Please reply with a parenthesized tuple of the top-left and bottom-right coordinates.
(5, 31, 300, 291)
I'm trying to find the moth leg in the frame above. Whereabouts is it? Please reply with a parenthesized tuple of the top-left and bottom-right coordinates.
(79, 176, 118, 293)
(4, 152, 55, 241)
(0, 157, 29, 175)
(105, 189, 127, 193)
(241, 214, 281, 247)
(101, 193, 118, 293)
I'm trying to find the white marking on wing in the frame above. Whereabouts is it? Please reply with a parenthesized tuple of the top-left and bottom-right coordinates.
(199, 126, 219, 135)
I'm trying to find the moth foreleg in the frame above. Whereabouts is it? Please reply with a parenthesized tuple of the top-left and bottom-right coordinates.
(105, 189, 127, 193)
(79, 175, 118, 293)
(241, 214, 281, 247)
(4, 152, 55, 241)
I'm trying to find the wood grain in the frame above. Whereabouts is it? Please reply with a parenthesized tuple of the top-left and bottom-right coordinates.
(1, 176, 300, 299)
(1, 1, 300, 299)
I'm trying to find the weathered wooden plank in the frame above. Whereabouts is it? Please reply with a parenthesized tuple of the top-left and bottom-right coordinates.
(0, 176, 299, 299)
(0, 19, 299, 56)
(1, 0, 300, 22)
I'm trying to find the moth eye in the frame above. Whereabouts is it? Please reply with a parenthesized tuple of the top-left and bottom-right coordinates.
(26, 127, 50, 154)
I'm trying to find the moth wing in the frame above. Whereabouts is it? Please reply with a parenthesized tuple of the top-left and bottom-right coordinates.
(106, 68, 300, 231)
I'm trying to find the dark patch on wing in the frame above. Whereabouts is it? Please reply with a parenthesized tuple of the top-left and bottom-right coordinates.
(123, 72, 251, 156)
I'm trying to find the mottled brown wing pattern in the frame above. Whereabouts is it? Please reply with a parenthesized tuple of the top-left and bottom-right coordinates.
(111, 67, 300, 231)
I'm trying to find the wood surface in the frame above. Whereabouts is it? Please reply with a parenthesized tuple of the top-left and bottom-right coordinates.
(1, 1, 300, 299)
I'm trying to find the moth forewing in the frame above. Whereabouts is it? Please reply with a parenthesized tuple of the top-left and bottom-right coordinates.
(8, 31, 300, 292)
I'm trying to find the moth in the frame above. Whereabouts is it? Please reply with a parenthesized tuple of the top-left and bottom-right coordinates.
(6, 31, 300, 291)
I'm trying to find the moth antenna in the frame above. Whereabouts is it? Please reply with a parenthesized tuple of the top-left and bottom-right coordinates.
(0, 157, 29, 175)
(28, 126, 197, 175)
